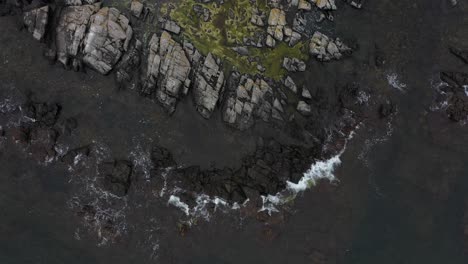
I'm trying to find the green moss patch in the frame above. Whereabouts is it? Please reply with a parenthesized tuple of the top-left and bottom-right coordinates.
(164, 0, 309, 80)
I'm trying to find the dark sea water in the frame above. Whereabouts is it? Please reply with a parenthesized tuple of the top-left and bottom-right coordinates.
(1, 0, 468, 263)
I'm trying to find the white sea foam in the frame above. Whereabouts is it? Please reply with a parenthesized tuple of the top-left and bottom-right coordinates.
(168, 195, 190, 216)
(166, 129, 358, 218)
(167, 131, 356, 217)
(259, 150, 343, 214)
(357, 91, 371, 105)
(167, 193, 235, 221)
(259, 130, 357, 214)
(130, 142, 153, 180)
(386, 73, 407, 92)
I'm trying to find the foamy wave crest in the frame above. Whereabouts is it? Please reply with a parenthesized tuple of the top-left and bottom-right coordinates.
(130, 141, 153, 180)
(167, 193, 241, 222)
(259, 150, 343, 214)
(386, 72, 407, 92)
(259, 130, 357, 214)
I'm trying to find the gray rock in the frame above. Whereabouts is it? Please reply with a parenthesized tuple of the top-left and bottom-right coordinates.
(23, 5, 49, 41)
(56, 3, 101, 66)
(223, 74, 275, 130)
(298, 0, 312, 10)
(302, 87, 312, 99)
(292, 13, 306, 33)
(284, 76, 297, 93)
(267, 8, 286, 42)
(130, 0, 144, 18)
(82, 7, 133, 75)
(232, 46, 249, 56)
(64, 0, 98, 5)
(64, 0, 83, 5)
(313, 0, 337, 10)
(297, 101, 311, 115)
(268, 8, 286, 26)
(273, 98, 284, 112)
(266, 35, 276, 47)
(283, 57, 306, 72)
(345, 0, 364, 8)
(257, 64, 266, 72)
(142, 31, 191, 113)
(193, 53, 225, 118)
(309, 31, 352, 61)
(183, 41, 203, 63)
(250, 7, 265, 26)
(288, 31, 301, 46)
(163, 20, 181, 35)
(193, 4, 211, 22)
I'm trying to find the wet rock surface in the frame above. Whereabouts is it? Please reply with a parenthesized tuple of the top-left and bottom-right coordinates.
(437, 49, 468, 122)
(99, 160, 133, 196)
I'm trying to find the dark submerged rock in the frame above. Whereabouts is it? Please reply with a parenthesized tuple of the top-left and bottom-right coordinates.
(99, 160, 133, 196)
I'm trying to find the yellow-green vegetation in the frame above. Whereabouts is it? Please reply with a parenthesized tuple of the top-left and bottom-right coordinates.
(164, 0, 309, 80)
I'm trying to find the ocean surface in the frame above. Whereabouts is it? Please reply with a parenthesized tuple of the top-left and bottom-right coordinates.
(1, 0, 468, 263)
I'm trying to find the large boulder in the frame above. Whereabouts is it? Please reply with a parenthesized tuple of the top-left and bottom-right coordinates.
(82, 7, 133, 74)
(192, 53, 225, 118)
(283, 57, 306, 72)
(267, 8, 286, 43)
(312, 0, 337, 10)
(142, 31, 192, 113)
(99, 160, 133, 196)
(309, 31, 352, 61)
(56, 3, 101, 66)
(23, 5, 49, 41)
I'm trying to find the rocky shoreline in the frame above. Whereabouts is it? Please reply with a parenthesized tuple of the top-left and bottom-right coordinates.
(2, 0, 468, 262)
(0, 0, 386, 237)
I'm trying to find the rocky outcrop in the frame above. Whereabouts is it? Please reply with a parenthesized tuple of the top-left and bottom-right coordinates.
(312, 0, 337, 10)
(64, 0, 99, 5)
(439, 71, 468, 122)
(56, 3, 101, 66)
(82, 7, 133, 74)
(6, 100, 62, 163)
(192, 53, 225, 118)
(345, 0, 364, 9)
(309, 31, 352, 61)
(284, 76, 297, 93)
(167, 138, 319, 202)
(162, 19, 181, 35)
(142, 31, 191, 113)
(56, 4, 133, 74)
(223, 73, 285, 130)
(23, 5, 49, 41)
(99, 160, 133, 196)
(297, 101, 312, 116)
(251, 7, 266, 26)
(267, 8, 286, 44)
(283, 57, 306, 72)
